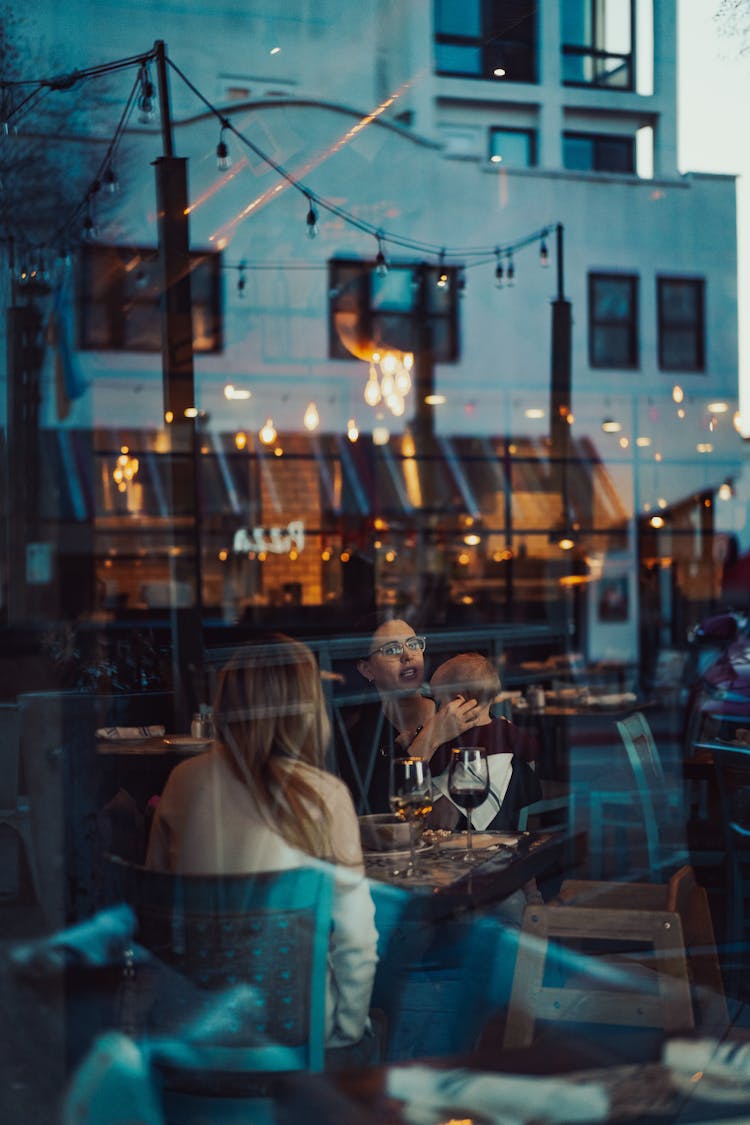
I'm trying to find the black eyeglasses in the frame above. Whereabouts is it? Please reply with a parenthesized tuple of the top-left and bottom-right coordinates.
(367, 636, 426, 659)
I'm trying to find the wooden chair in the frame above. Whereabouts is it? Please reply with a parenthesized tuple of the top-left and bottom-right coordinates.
(503, 865, 728, 1049)
(108, 859, 334, 1122)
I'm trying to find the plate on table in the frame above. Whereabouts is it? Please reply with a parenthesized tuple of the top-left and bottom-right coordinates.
(436, 832, 518, 852)
(363, 841, 434, 861)
(162, 735, 213, 753)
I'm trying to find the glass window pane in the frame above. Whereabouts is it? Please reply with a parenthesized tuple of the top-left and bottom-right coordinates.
(662, 328, 700, 370)
(662, 281, 698, 321)
(435, 43, 482, 74)
(593, 278, 633, 320)
(489, 128, 535, 166)
(592, 324, 632, 366)
(596, 137, 634, 172)
(563, 134, 594, 170)
(435, 0, 481, 37)
(372, 268, 415, 312)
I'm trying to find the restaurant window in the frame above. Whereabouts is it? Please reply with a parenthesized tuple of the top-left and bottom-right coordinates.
(657, 277, 705, 372)
(563, 131, 635, 174)
(562, 0, 634, 90)
(589, 273, 639, 369)
(77, 244, 223, 353)
(488, 126, 537, 167)
(434, 0, 537, 83)
(328, 259, 460, 362)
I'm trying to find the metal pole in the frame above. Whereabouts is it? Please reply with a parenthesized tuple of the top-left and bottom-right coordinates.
(153, 39, 204, 728)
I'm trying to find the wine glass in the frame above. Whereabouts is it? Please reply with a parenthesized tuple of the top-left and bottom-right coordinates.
(448, 747, 489, 860)
(388, 757, 432, 876)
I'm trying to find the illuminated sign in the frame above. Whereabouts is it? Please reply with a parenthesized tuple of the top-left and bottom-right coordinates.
(233, 520, 305, 555)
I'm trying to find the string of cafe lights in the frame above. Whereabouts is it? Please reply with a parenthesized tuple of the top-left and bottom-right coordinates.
(4, 41, 557, 281)
(3, 43, 559, 435)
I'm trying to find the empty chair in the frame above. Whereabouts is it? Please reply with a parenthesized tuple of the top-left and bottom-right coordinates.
(504, 865, 728, 1049)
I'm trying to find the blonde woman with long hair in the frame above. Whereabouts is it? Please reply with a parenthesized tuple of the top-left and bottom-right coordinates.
(146, 634, 378, 1052)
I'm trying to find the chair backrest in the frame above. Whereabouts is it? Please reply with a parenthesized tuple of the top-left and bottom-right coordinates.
(616, 711, 686, 880)
(109, 860, 334, 1074)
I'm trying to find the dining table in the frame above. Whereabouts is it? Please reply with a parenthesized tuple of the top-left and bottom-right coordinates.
(363, 826, 582, 919)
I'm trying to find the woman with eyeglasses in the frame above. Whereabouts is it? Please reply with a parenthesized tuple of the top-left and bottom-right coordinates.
(337, 617, 480, 814)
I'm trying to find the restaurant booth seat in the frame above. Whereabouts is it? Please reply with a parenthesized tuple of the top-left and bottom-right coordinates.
(503, 865, 728, 1053)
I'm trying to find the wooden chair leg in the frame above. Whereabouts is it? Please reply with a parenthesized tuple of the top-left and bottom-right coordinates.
(503, 905, 550, 1048)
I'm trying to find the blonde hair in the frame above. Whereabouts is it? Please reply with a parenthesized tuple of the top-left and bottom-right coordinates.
(430, 652, 501, 708)
(213, 634, 333, 858)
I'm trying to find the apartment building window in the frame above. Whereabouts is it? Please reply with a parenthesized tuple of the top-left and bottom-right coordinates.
(489, 127, 537, 166)
(563, 131, 635, 174)
(657, 278, 705, 372)
(589, 273, 638, 369)
(78, 245, 222, 353)
(329, 259, 460, 362)
(562, 0, 634, 90)
(434, 0, 537, 83)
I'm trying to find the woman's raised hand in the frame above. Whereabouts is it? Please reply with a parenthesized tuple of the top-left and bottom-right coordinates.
(406, 696, 480, 760)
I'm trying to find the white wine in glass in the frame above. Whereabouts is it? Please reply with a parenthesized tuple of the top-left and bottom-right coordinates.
(389, 757, 432, 874)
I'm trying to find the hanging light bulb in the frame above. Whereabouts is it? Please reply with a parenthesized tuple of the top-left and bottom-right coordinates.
(456, 268, 467, 298)
(235, 431, 247, 450)
(259, 418, 277, 445)
(82, 208, 97, 242)
(395, 368, 411, 395)
(494, 251, 504, 289)
(375, 235, 388, 277)
(506, 255, 515, 286)
(237, 262, 247, 298)
(346, 418, 359, 442)
(137, 64, 156, 123)
(364, 364, 382, 406)
(672, 384, 684, 404)
(216, 122, 231, 170)
(436, 252, 449, 289)
(303, 401, 320, 431)
(540, 237, 550, 267)
(387, 394, 405, 417)
(403, 353, 414, 371)
(102, 166, 119, 194)
(305, 195, 318, 239)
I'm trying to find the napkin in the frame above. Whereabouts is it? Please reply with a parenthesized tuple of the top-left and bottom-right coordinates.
(664, 1037, 750, 1090)
(387, 1065, 609, 1125)
(433, 752, 514, 831)
(96, 725, 165, 740)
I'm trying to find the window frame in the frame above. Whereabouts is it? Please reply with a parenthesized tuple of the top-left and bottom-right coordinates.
(561, 0, 635, 91)
(434, 0, 538, 84)
(328, 258, 460, 363)
(77, 244, 223, 354)
(488, 126, 537, 167)
(563, 131, 636, 174)
(588, 272, 639, 370)
(657, 276, 706, 373)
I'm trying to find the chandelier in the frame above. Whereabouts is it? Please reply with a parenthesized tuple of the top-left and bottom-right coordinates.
(363, 350, 414, 417)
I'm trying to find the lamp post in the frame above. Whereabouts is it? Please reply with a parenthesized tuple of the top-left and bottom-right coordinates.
(153, 39, 204, 729)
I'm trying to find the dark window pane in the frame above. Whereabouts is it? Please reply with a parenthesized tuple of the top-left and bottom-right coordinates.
(661, 281, 698, 320)
(592, 325, 633, 367)
(593, 279, 633, 320)
(597, 137, 634, 172)
(372, 269, 415, 312)
(662, 329, 700, 370)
